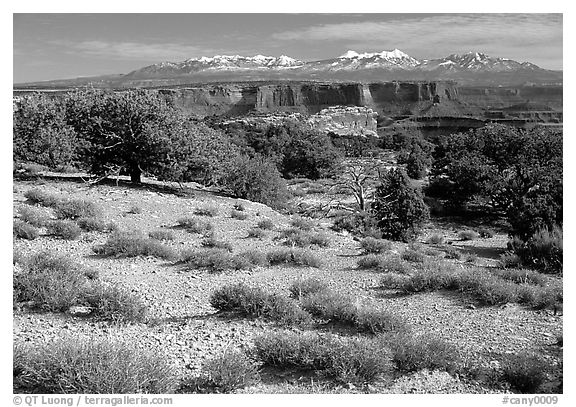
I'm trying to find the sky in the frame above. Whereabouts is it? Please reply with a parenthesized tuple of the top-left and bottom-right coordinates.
(13, 13, 563, 83)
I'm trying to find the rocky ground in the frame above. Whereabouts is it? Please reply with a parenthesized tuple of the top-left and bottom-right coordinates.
(12, 176, 563, 394)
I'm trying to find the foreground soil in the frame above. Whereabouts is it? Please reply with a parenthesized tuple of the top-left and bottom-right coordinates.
(13, 177, 563, 393)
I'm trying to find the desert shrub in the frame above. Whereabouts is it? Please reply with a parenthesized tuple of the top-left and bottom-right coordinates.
(93, 231, 176, 260)
(379, 273, 411, 289)
(401, 249, 425, 263)
(301, 290, 406, 333)
(177, 217, 213, 235)
(464, 253, 478, 264)
(77, 217, 116, 233)
(209, 283, 312, 326)
(253, 331, 392, 383)
(201, 237, 233, 252)
(230, 209, 248, 220)
(478, 228, 494, 238)
(501, 353, 549, 393)
(196, 348, 259, 393)
(372, 168, 429, 241)
(18, 206, 50, 227)
(246, 227, 267, 239)
(127, 205, 143, 214)
(359, 237, 392, 254)
(14, 252, 88, 311)
(513, 226, 562, 274)
(13, 337, 177, 393)
(291, 217, 315, 231)
(385, 333, 461, 373)
(331, 210, 378, 236)
(84, 284, 147, 323)
(456, 270, 520, 305)
(46, 220, 82, 240)
(389, 261, 460, 293)
(494, 268, 548, 286)
(222, 154, 290, 209)
(237, 250, 269, 267)
(183, 249, 244, 272)
(54, 199, 100, 220)
(256, 218, 275, 230)
(427, 234, 444, 245)
(289, 277, 328, 299)
(499, 252, 522, 269)
(24, 188, 61, 207)
(517, 283, 563, 310)
(13, 220, 39, 240)
(357, 255, 411, 274)
(459, 230, 479, 241)
(280, 228, 330, 248)
(266, 248, 322, 268)
(195, 205, 219, 217)
(444, 246, 463, 260)
(148, 229, 175, 241)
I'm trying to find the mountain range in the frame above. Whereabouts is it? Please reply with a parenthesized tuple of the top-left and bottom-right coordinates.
(15, 49, 563, 88)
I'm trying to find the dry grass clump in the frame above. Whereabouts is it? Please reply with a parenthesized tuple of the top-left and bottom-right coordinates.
(266, 248, 322, 268)
(288, 277, 328, 299)
(148, 229, 175, 241)
(290, 217, 315, 231)
(177, 217, 214, 235)
(499, 252, 522, 268)
(357, 255, 411, 274)
(253, 331, 393, 383)
(14, 337, 177, 393)
(401, 249, 425, 263)
(194, 348, 259, 393)
(54, 198, 101, 220)
(77, 217, 117, 233)
(182, 249, 268, 272)
(201, 237, 234, 252)
(24, 188, 61, 207)
(230, 210, 248, 220)
(247, 227, 267, 239)
(194, 205, 219, 217)
(280, 228, 330, 248)
(444, 246, 463, 260)
(13, 220, 40, 240)
(46, 220, 82, 240)
(359, 237, 392, 254)
(209, 283, 312, 326)
(93, 231, 176, 260)
(18, 206, 50, 227)
(256, 218, 275, 230)
(301, 289, 407, 333)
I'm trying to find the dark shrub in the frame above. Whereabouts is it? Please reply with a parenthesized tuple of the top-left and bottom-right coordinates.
(359, 237, 392, 254)
(201, 237, 233, 252)
(514, 226, 562, 274)
(372, 168, 429, 241)
(46, 220, 82, 240)
(13, 220, 39, 240)
(289, 277, 328, 299)
(195, 205, 219, 217)
(18, 206, 50, 227)
(148, 229, 175, 241)
(266, 248, 322, 268)
(14, 337, 177, 393)
(256, 218, 275, 230)
(222, 154, 290, 209)
(230, 210, 248, 220)
(385, 333, 461, 373)
(93, 231, 176, 260)
(501, 353, 548, 393)
(332, 210, 377, 236)
(23, 188, 61, 207)
(177, 217, 213, 235)
(196, 349, 259, 393)
(54, 199, 100, 220)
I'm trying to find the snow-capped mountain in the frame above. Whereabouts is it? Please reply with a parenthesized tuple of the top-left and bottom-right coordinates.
(16, 50, 562, 88)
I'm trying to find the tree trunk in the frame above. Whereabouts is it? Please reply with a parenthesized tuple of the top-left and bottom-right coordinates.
(130, 165, 142, 184)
